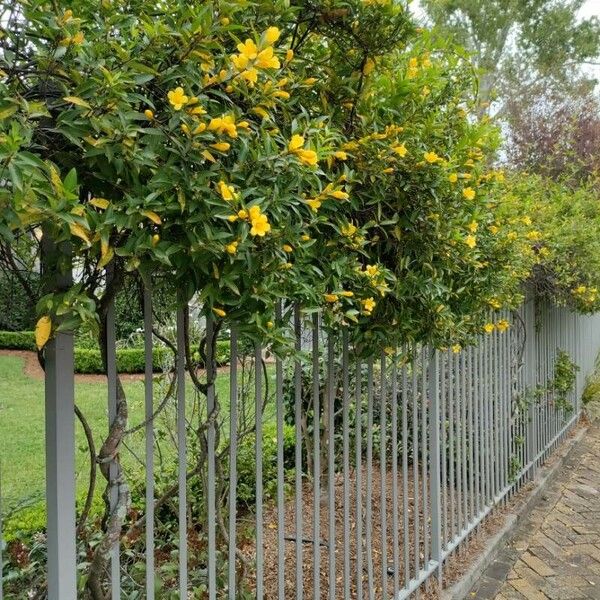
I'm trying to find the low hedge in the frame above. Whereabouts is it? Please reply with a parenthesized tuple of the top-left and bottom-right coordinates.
(0, 332, 230, 374)
(0, 330, 36, 351)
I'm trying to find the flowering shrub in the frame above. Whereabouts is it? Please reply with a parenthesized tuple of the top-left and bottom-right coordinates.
(0, 0, 545, 352)
(499, 173, 600, 313)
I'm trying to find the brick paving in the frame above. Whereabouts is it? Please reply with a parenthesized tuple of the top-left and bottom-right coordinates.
(467, 424, 600, 600)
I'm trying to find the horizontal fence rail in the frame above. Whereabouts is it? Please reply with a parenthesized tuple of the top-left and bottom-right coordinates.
(2, 294, 600, 599)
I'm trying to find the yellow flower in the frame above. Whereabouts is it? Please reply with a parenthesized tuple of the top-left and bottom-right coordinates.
(522, 216, 532, 226)
(35, 316, 52, 350)
(225, 241, 238, 255)
(468, 220, 478, 233)
(463, 187, 476, 201)
(286, 49, 294, 62)
(237, 39, 259, 60)
(329, 190, 349, 200)
(392, 144, 408, 157)
(489, 225, 499, 235)
(361, 297, 376, 314)
(365, 264, 380, 278)
(334, 151, 348, 160)
(231, 53, 250, 71)
(341, 291, 354, 297)
(575, 285, 587, 294)
(71, 31, 85, 45)
(448, 173, 458, 183)
(483, 323, 495, 334)
(256, 46, 280, 69)
(212, 307, 227, 318)
(296, 148, 318, 166)
(424, 151, 440, 163)
(282, 244, 293, 253)
(217, 180, 238, 201)
(237, 209, 248, 219)
(324, 294, 339, 303)
(207, 115, 238, 138)
(341, 223, 357, 237)
(144, 109, 154, 120)
(211, 142, 230, 152)
(363, 58, 375, 75)
(488, 298, 501, 309)
(227, 215, 238, 222)
(496, 320, 510, 333)
(301, 234, 311, 241)
(241, 68, 258, 84)
(248, 206, 271, 237)
(264, 26, 281, 44)
(220, 17, 230, 26)
(288, 134, 305, 152)
(167, 87, 189, 110)
(464, 234, 477, 249)
(306, 198, 322, 212)
(526, 230, 542, 241)
(451, 344, 462, 354)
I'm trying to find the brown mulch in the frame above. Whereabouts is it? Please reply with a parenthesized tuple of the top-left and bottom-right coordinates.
(236, 422, 584, 599)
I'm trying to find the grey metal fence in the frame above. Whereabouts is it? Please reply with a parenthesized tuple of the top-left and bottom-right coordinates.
(2, 293, 600, 599)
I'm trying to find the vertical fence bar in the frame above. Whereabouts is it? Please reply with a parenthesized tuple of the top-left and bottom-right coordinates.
(421, 349, 429, 568)
(312, 314, 321, 600)
(412, 352, 421, 584)
(467, 348, 475, 520)
(176, 308, 188, 596)
(441, 352, 448, 548)
(207, 318, 217, 600)
(355, 358, 364, 600)
(276, 304, 285, 600)
(380, 353, 388, 600)
(255, 340, 264, 599)
(327, 333, 336, 600)
(294, 307, 304, 599)
(429, 349, 442, 584)
(366, 358, 375, 598)
(143, 288, 155, 600)
(391, 350, 400, 596)
(228, 327, 238, 599)
(105, 276, 121, 599)
(45, 328, 77, 600)
(448, 351, 456, 542)
(401, 359, 410, 590)
(342, 330, 351, 600)
(474, 345, 482, 517)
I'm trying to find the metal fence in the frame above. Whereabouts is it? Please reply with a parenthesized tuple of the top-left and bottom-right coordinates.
(2, 293, 600, 600)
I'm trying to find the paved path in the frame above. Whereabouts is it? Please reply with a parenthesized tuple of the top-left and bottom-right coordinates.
(467, 424, 600, 600)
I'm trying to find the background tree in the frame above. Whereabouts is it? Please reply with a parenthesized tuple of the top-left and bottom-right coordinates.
(420, 0, 600, 114)
(505, 79, 600, 184)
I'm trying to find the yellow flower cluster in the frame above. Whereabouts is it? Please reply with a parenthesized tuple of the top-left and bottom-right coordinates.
(305, 182, 349, 213)
(288, 134, 318, 167)
(362, 297, 376, 315)
(231, 27, 282, 85)
(217, 181, 238, 202)
(228, 205, 271, 237)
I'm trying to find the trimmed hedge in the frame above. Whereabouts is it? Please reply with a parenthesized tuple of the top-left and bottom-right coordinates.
(0, 332, 230, 374)
(0, 331, 36, 351)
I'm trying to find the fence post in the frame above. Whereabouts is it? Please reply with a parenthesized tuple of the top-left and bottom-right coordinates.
(525, 293, 537, 479)
(428, 348, 443, 585)
(42, 235, 77, 600)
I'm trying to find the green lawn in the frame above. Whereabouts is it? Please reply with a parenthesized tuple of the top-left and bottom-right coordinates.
(0, 353, 273, 530)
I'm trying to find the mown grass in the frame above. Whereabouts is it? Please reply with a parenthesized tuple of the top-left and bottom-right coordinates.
(0, 353, 273, 536)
